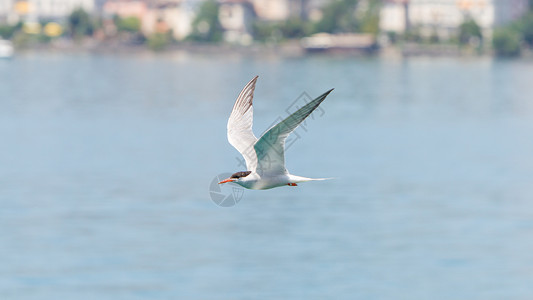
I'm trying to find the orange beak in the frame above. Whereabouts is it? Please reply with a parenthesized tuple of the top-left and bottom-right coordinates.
(218, 178, 235, 184)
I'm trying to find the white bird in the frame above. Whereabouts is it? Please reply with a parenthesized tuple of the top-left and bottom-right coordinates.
(218, 76, 333, 190)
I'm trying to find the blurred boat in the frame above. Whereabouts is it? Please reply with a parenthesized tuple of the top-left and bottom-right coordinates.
(301, 33, 378, 54)
(0, 40, 14, 58)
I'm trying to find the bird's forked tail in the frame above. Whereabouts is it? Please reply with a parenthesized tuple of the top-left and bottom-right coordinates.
(289, 175, 334, 183)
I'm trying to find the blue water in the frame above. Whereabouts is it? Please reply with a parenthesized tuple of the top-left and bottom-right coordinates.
(1, 53, 533, 299)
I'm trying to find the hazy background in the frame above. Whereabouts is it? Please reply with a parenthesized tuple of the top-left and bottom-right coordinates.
(1, 53, 533, 299)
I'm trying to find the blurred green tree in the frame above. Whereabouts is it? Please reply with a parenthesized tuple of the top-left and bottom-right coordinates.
(148, 32, 171, 51)
(313, 0, 359, 33)
(458, 19, 482, 45)
(359, 0, 380, 35)
(405, 26, 422, 42)
(68, 8, 94, 38)
(0, 22, 22, 39)
(253, 17, 312, 42)
(493, 28, 521, 57)
(115, 16, 141, 33)
(252, 21, 279, 42)
(429, 29, 440, 44)
(280, 17, 311, 38)
(188, 0, 223, 42)
(521, 13, 533, 47)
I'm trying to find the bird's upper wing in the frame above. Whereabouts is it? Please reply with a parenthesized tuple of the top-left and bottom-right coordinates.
(254, 89, 334, 176)
(227, 76, 259, 172)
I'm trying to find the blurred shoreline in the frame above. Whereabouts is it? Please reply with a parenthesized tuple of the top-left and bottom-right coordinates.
(11, 39, 303, 57)
(10, 40, 533, 61)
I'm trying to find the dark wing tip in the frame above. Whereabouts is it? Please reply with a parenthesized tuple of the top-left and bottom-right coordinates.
(231, 76, 259, 115)
(316, 88, 334, 102)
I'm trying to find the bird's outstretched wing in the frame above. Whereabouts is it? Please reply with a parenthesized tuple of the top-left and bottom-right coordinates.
(254, 89, 334, 176)
(227, 76, 259, 172)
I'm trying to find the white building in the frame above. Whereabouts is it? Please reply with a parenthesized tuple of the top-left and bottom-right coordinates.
(143, 2, 194, 40)
(0, 0, 11, 22)
(0, 0, 94, 23)
(30, 0, 93, 20)
(252, 0, 315, 21)
(380, 0, 529, 40)
(252, 0, 291, 21)
(219, 0, 255, 44)
(102, 0, 194, 40)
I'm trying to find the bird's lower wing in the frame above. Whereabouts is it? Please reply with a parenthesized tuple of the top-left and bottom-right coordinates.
(227, 76, 259, 171)
(254, 89, 334, 176)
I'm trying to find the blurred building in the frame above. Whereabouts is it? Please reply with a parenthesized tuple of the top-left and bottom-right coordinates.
(143, 0, 194, 40)
(0, 0, 13, 22)
(252, 0, 326, 21)
(103, 0, 193, 40)
(301, 32, 377, 53)
(218, 0, 254, 44)
(103, 0, 147, 20)
(252, 0, 291, 21)
(380, 0, 529, 40)
(2, 0, 95, 22)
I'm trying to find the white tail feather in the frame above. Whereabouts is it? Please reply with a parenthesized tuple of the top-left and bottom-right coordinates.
(289, 175, 334, 183)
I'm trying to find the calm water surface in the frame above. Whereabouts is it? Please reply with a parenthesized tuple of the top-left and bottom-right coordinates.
(1, 53, 533, 299)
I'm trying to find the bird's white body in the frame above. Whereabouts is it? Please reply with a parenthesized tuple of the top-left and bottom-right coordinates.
(219, 76, 333, 190)
(236, 173, 327, 190)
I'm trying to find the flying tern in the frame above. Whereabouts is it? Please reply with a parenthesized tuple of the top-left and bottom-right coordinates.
(218, 76, 333, 190)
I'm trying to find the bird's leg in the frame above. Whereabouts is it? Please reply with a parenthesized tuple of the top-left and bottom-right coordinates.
(287, 183, 298, 186)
